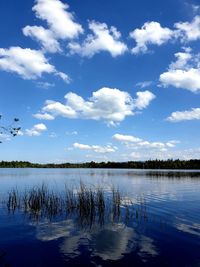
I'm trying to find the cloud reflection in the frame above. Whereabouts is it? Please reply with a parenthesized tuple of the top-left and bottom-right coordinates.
(34, 220, 158, 262)
(176, 221, 200, 238)
(35, 220, 74, 241)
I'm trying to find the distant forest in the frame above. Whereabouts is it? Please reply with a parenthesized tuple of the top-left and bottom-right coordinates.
(0, 159, 200, 169)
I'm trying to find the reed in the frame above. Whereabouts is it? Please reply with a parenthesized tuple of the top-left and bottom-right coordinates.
(112, 186, 121, 220)
(5, 182, 147, 225)
(7, 188, 19, 212)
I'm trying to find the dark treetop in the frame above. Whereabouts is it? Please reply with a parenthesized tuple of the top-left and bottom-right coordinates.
(0, 159, 200, 169)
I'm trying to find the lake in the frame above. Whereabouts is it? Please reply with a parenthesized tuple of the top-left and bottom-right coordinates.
(0, 168, 200, 267)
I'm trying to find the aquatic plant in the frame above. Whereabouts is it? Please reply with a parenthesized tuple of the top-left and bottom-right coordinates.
(7, 188, 19, 212)
(4, 182, 147, 226)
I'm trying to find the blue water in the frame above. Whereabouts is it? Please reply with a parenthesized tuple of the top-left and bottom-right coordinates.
(0, 168, 200, 267)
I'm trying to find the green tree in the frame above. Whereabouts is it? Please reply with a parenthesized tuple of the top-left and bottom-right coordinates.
(0, 115, 21, 143)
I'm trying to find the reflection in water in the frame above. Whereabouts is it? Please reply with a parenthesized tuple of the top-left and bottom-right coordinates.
(145, 171, 200, 178)
(138, 236, 158, 262)
(34, 219, 158, 263)
(5, 183, 149, 229)
(0, 169, 200, 266)
(91, 223, 134, 261)
(61, 223, 158, 262)
(176, 219, 200, 238)
(61, 235, 87, 259)
(35, 220, 75, 241)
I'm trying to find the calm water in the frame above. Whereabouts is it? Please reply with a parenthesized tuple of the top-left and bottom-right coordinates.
(0, 168, 200, 267)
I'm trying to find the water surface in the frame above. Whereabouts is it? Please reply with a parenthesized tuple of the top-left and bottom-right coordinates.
(0, 168, 200, 267)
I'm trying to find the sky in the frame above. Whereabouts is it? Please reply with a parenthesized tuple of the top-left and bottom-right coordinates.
(0, 0, 200, 163)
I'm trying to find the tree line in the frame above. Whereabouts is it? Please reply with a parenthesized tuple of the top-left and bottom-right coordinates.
(0, 159, 200, 169)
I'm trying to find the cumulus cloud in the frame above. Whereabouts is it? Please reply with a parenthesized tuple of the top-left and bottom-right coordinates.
(32, 0, 83, 40)
(175, 16, 200, 42)
(112, 133, 142, 143)
(73, 142, 117, 153)
(42, 100, 77, 118)
(0, 46, 70, 82)
(167, 107, 200, 122)
(133, 90, 156, 110)
(160, 68, 200, 92)
(168, 48, 192, 70)
(0, 47, 54, 79)
(35, 87, 155, 126)
(136, 140, 177, 150)
(130, 21, 173, 54)
(129, 16, 200, 55)
(25, 123, 47, 136)
(68, 21, 127, 57)
(113, 133, 179, 151)
(33, 113, 55, 120)
(23, 25, 61, 53)
(159, 48, 200, 92)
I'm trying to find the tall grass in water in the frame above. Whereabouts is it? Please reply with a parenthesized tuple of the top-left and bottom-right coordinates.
(7, 188, 20, 212)
(112, 186, 121, 221)
(5, 182, 147, 225)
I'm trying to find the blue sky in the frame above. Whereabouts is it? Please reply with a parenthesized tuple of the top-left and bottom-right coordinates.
(0, 0, 200, 163)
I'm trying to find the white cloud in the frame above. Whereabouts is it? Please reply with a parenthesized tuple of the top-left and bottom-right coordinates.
(136, 81, 153, 88)
(167, 107, 200, 122)
(73, 143, 91, 150)
(0, 47, 54, 79)
(159, 48, 200, 92)
(49, 132, 57, 138)
(122, 146, 200, 161)
(73, 142, 117, 153)
(112, 133, 179, 151)
(42, 100, 77, 118)
(85, 154, 109, 161)
(133, 90, 156, 110)
(169, 48, 192, 70)
(35, 87, 155, 126)
(23, 25, 61, 53)
(0, 46, 70, 82)
(165, 140, 179, 147)
(137, 141, 172, 150)
(68, 21, 127, 57)
(129, 16, 200, 55)
(160, 68, 200, 92)
(175, 15, 200, 42)
(33, 0, 83, 40)
(178, 147, 200, 160)
(36, 82, 55, 89)
(112, 133, 142, 143)
(129, 151, 141, 159)
(55, 71, 71, 84)
(17, 130, 24, 136)
(0, 133, 11, 142)
(33, 113, 55, 120)
(66, 131, 78, 135)
(25, 123, 47, 136)
(130, 21, 173, 54)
